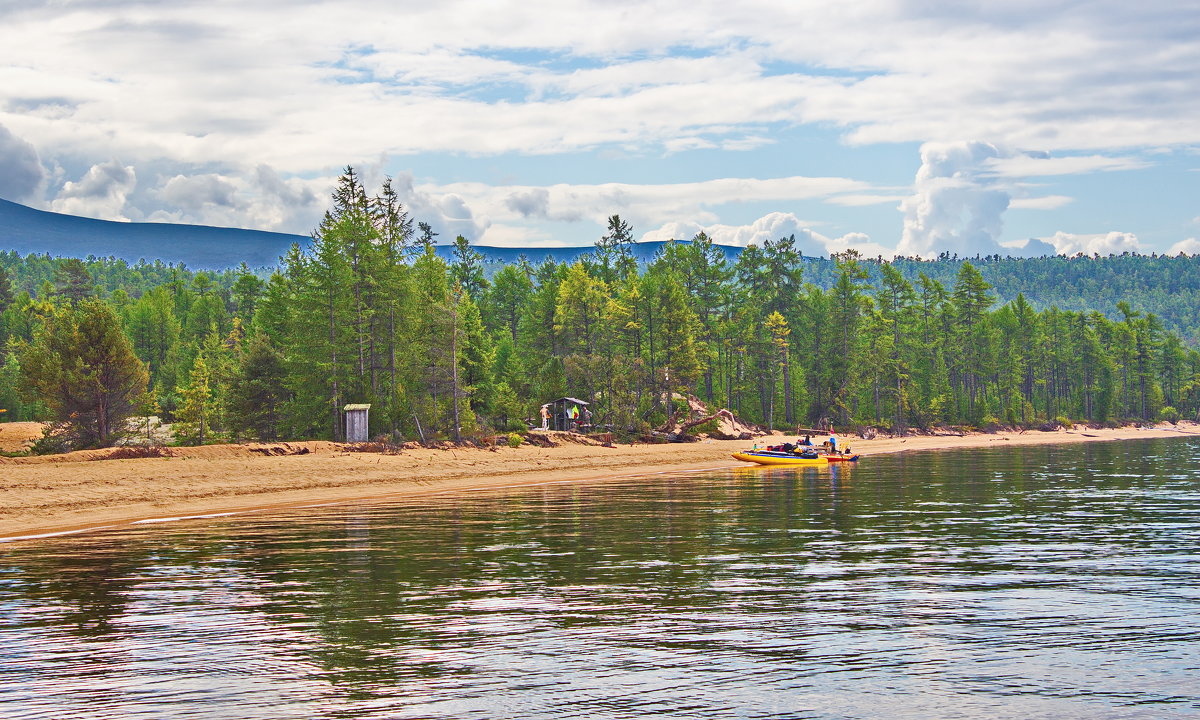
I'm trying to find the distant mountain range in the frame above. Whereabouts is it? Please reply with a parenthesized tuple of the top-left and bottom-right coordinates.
(0, 198, 310, 270)
(0, 198, 742, 270)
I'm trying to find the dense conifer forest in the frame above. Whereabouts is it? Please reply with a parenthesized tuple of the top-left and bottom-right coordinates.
(3, 168, 1200, 448)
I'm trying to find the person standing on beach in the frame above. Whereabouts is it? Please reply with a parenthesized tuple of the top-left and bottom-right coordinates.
(540, 405, 550, 430)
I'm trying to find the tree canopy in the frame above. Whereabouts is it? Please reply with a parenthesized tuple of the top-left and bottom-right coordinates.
(5, 167, 1200, 451)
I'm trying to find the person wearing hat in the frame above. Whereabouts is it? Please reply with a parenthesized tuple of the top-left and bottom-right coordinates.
(540, 404, 550, 430)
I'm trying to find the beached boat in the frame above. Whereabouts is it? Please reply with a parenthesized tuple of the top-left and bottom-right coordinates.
(731, 450, 859, 466)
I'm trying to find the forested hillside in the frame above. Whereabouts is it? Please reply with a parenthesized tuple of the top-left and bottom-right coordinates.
(3, 168, 1199, 448)
(0, 197, 308, 269)
(800, 253, 1200, 346)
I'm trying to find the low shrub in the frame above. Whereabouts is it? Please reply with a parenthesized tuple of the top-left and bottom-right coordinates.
(979, 415, 1004, 433)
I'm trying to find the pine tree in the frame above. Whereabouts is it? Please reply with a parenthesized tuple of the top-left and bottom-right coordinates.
(876, 263, 917, 433)
(18, 299, 149, 448)
(125, 286, 182, 391)
(554, 262, 608, 355)
(951, 261, 995, 421)
(228, 335, 288, 441)
(827, 251, 871, 424)
(54, 259, 94, 305)
(231, 265, 265, 322)
(595, 214, 636, 284)
(0, 264, 13, 313)
(176, 354, 213, 445)
(451, 235, 488, 299)
(0, 264, 13, 359)
(764, 311, 790, 431)
(484, 264, 533, 343)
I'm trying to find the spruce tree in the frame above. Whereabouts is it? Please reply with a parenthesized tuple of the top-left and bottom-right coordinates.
(228, 335, 288, 441)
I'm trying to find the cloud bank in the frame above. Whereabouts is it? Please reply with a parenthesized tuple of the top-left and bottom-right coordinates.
(0, 124, 46, 203)
(1040, 231, 1142, 256)
(50, 161, 136, 221)
(1, 1, 1195, 252)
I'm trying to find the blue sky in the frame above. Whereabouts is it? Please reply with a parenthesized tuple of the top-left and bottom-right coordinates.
(1, 0, 1198, 258)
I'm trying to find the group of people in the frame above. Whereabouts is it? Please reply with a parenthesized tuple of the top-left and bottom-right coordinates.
(538, 403, 591, 431)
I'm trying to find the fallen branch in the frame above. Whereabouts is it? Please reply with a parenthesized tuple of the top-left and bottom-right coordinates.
(677, 408, 737, 434)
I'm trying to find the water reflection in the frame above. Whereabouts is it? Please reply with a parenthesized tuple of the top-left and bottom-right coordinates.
(2, 439, 1199, 718)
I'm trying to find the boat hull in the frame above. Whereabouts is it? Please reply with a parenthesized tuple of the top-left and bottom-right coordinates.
(732, 451, 860, 466)
(731, 452, 829, 466)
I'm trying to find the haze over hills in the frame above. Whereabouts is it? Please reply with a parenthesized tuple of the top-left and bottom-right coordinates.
(0, 198, 742, 270)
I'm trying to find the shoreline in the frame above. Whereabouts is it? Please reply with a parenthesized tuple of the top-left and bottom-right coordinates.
(2, 421, 1198, 542)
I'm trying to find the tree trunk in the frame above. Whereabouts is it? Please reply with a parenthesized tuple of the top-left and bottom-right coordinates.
(782, 351, 793, 425)
(451, 301, 461, 443)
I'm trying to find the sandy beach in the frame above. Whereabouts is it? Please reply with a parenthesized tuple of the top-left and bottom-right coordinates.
(2, 421, 1198, 541)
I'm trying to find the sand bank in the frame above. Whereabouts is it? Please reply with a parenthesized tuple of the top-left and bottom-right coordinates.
(0, 422, 43, 453)
(2, 422, 1197, 541)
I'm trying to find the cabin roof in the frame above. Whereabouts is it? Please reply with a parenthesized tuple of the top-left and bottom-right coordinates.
(548, 397, 589, 405)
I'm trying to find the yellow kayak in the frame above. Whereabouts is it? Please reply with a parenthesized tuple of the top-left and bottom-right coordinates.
(731, 451, 830, 466)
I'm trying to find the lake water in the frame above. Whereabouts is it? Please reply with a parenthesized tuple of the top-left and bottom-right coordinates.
(2, 439, 1199, 719)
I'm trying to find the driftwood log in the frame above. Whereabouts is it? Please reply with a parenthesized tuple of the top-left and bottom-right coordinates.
(677, 408, 738, 434)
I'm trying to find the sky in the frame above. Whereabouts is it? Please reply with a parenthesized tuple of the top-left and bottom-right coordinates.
(1, 0, 1198, 258)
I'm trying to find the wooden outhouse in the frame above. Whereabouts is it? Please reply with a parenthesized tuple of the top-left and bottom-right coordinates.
(343, 404, 371, 442)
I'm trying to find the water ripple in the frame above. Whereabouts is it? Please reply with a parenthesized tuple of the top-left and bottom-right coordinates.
(1, 439, 1199, 718)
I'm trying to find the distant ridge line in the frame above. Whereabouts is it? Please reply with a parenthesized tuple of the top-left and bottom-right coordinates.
(0, 198, 748, 270)
(0, 197, 308, 270)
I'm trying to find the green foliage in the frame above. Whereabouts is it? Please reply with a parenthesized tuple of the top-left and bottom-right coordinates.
(227, 335, 288, 441)
(0, 354, 36, 421)
(0, 264, 13, 315)
(14, 166, 1200, 449)
(507, 432, 523, 448)
(17, 299, 149, 449)
(175, 353, 214, 445)
(53, 258, 95, 304)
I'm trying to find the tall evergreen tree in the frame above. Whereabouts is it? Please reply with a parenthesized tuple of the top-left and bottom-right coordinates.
(54, 258, 94, 305)
(451, 235, 488, 300)
(19, 299, 149, 448)
(228, 335, 288, 441)
(176, 353, 214, 445)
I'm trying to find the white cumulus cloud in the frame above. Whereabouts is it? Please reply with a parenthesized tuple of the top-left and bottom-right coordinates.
(50, 160, 136, 221)
(438, 174, 874, 246)
(898, 141, 1011, 258)
(639, 212, 885, 257)
(1041, 231, 1141, 256)
(1168, 237, 1200, 255)
(147, 166, 325, 232)
(385, 172, 489, 244)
